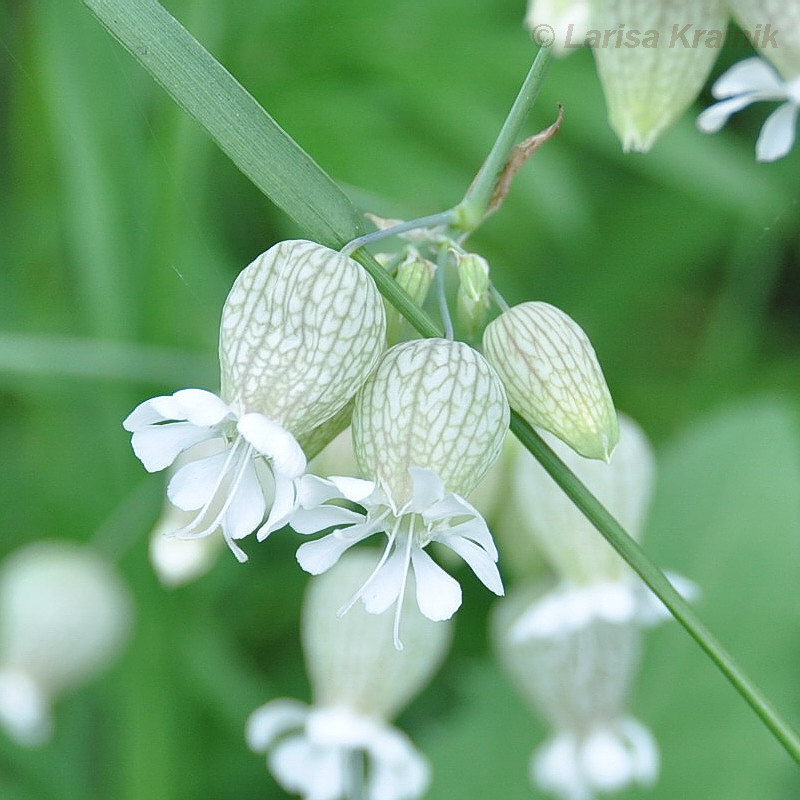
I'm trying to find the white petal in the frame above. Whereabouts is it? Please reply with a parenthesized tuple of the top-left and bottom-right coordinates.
(580, 729, 633, 793)
(291, 506, 365, 535)
(224, 461, 266, 541)
(246, 699, 309, 752)
(167, 450, 229, 511)
(756, 102, 799, 162)
(697, 95, 760, 134)
(620, 718, 660, 786)
(409, 547, 461, 621)
(0, 670, 52, 747)
(712, 58, 785, 99)
(296, 533, 358, 574)
(440, 536, 503, 596)
(405, 467, 445, 513)
(593, 582, 637, 624)
(297, 474, 344, 507)
(533, 735, 590, 800)
(637, 571, 699, 626)
(368, 729, 430, 800)
(269, 736, 344, 800)
(238, 414, 306, 478)
(131, 422, 213, 472)
(257, 474, 298, 540)
(328, 476, 377, 504)
(172, 388, 233, 426)
(362, 546, 407, 615)
(440, 515, 497, 559)
(123, 394, 176, 431)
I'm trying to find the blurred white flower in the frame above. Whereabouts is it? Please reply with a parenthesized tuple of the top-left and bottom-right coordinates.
(247, 703, 428, 800)
(0, 542, 132, 747)
(248, 552, 449, 800)
(697, 57, 800, 162)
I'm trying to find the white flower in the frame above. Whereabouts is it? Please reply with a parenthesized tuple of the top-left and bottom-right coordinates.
(124, 388, 305, 562)
(509, 574, 699, 642)
(533, 721, 659, 800)
(124, 240, 386, 562)
(0, 542, 131, 747)
(247, 702, 429, 800)
(697, 57, 800, 162)
(293, 467, 502, 648)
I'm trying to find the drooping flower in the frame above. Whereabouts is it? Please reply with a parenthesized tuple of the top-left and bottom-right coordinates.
(124, 240, 386, 561)
(293, 339, 509, 646)
(591, 0, 728, 152)
(697, 57, 800, 162)
(729, 0, 800, 82)
(0, 542, 132, 747)
(483, 301, 618, 460)
(498, 415, 695, 632)
(493, 587, 659, 800)
(247, 552, 450, 800)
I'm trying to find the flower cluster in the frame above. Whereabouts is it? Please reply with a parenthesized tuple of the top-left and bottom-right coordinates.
(122, 230, 629, 796)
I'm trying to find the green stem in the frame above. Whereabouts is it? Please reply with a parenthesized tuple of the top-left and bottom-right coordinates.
(83, 0, 800, 764)
(341, 209, 457, 257)
(456, 45, 554, 229)
(512, 416, 800, 763)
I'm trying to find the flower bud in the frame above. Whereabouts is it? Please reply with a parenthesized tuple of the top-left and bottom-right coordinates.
(591, 0, 728, 151)
(353, 339, 509, 506)
(508, 415, 654, 586)
(453, 252, 491, 339)
(730, 0, 800, 79)
(493, 585, 659, 800)
(0, 542, 132, 746)
(302, 551, 451, 720)
(219, 239, 386, 437)
(483, 301, 618, 460)
(386, 252, 435, 344)
(525, 0, 591, 56)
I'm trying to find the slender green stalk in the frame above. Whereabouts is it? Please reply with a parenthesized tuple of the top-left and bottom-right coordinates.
(341, 209, 457, 256)
(456, 45, 554, 229)
(84, 0, 800, 763)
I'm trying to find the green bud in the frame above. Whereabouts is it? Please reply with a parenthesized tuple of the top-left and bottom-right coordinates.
(386, 252, 435, 344)
(353, 339, 509, 506)
(483, 301, 618, 460)
(592, 0, 728, 151)
(454, 252, 491, 339)
(730, 0, 800, 79)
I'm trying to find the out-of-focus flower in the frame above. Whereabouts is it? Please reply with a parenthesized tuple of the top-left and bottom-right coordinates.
(494, 587, 658, 800)
(524, 0, 592, 56)
(697, 57, 800, 161)
(0, 542, 132, 747)
(124, 240, 386, 562)
(247, 552, 450, 800)
(292, 339, 508, 646)
(591, 0, 728, 151)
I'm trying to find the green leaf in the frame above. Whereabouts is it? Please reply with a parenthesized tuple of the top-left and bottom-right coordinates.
(82, 0, 366, 249)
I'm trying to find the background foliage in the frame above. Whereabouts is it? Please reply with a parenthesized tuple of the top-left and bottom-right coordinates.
(1, 0, 799, 798)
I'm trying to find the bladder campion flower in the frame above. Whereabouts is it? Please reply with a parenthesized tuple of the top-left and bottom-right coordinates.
(124, 240, 386, 561)
(247, 552, 450, 800)
(697, 57, 800, 162)
(0, 542, 132, 747)
(592, 0, 728, 152)
(494, 587, 659, 800)
(292, 338, 509, 647)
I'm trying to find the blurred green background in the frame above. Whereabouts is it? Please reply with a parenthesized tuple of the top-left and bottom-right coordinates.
(1, 0, 799, 798)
